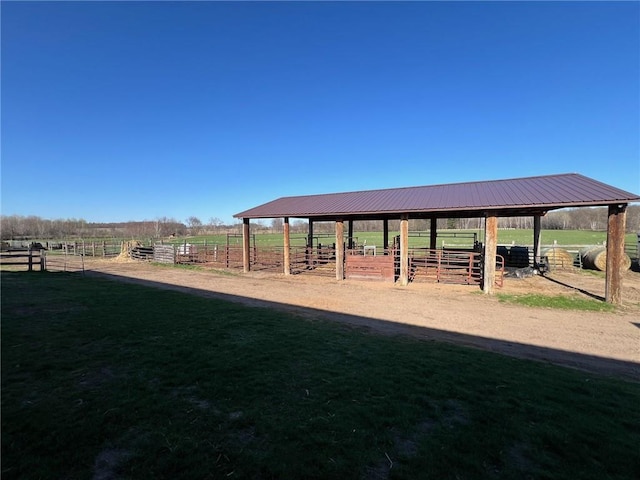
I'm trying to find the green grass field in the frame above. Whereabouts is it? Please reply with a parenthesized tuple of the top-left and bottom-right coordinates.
(2, 271, 639, 479)
(178, 229, 636, 249)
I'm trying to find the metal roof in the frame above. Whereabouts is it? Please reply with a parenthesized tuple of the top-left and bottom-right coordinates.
(234, 173, 640, 220)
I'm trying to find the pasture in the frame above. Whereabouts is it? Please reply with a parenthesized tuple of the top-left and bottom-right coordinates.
(2, 271, 639, 479)
(179, 229, 637, 250)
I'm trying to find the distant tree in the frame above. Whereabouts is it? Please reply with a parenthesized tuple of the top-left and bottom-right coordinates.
(208, 217, 223, 232)
(291, 220, 307, 234)
(186, 216, 203, 236)
(626, 205, 640, 233)
(153, 217, 180, 237)
(271, 218, 283, 232)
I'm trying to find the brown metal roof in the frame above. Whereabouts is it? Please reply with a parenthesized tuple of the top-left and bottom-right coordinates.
(234, 173, 640, 220)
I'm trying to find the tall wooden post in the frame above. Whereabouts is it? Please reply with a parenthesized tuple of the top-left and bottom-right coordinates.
(308, 220, 314, 248)
(242, 218, 250, 273)
(348, 220, 354, 249)
(430, 218, 437, 250)
(400, 214, 409, 286)
(533, 215, 542, 268)
(383, 219, 389, 253)
(483, 215, 498, 294)
(307, 219, 314, 267)
(283, 217, 291, 276)
(605, 204, 627, 304)
(336, 219, 344, 280)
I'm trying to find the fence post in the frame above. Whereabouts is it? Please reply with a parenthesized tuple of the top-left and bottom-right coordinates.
(41, 251, 46, 271)
(28, 248, 33, 272)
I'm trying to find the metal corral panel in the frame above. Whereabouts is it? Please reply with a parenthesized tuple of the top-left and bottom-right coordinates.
(235, 173, 640, 219)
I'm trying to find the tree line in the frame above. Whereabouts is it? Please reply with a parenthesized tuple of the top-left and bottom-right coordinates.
(0, 215, 233, 240)
(1, 206, 638, 240)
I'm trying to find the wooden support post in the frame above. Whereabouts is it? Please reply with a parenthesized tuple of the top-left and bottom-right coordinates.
(242, 218, 250, 273)
(307, 219, 314, 267)
(430, 218, 437, 250)
(348, 220, 354, 249)
(605, 204, 627, 304)
(28, 249, 33, 272)
(533, 215, 542, 268)
(308, 219, 314, 248)
(283, 217, 291, 276)
(400, 214, 409, 286)
(483, 215, 498, 294)
(336, 219, 344, 280)
(383, 219, 389, 253)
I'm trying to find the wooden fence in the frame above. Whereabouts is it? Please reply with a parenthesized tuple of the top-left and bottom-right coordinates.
(122, 239, 637, 283)
(42, 252, 85, 273)
(0, 249, 46, 272)
(153, 245, 175, 264)
(42, 241, 121, 257)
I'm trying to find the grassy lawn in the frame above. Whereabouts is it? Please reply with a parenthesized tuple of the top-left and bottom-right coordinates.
(2, 272, 639, 480)
(181, 229, 636, 249)
(496, 293, 616, 312)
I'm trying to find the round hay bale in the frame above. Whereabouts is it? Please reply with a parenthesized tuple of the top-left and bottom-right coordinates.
(580, 246, 631, 271)
(541, 247, 574, 269)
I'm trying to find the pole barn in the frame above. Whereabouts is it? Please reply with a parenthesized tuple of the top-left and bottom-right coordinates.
(235, 173, 639, 304)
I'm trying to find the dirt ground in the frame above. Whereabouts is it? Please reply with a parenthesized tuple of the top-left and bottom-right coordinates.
(81, 258, 640, 381)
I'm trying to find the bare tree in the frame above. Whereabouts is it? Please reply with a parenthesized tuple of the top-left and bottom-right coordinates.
(186, 216, 203, 236)
(271, 218, 284, 232)
(208, 217, 223, 233)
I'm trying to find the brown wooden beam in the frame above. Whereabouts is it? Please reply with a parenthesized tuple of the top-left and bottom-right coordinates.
(348, 220, 354, 249)
(483, 215, 498, 294)
(242, 218, 250, 273)
(430, 218, 437, 250)
(383, 219, 389, 252)
(336, 219, 344, 280)
(307, 219, 314, 268)
(308, 219, 314, 248)
(400, 214, 409, 286)
(283, 217, 291, 276)
(605, 204, 627, 304)
(533, 215, 542, 268)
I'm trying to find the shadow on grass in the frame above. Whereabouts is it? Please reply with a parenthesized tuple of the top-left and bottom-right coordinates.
(82, 269, 640, 382)
(540, 273, 605, 302)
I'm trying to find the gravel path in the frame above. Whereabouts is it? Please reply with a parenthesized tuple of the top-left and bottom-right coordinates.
(82, 258, 640, 381)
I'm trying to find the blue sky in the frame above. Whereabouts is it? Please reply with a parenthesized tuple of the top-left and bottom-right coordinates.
(2, 1, 639, 225)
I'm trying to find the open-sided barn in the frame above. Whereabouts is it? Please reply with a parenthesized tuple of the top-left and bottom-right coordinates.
(235, 173, 640, 304)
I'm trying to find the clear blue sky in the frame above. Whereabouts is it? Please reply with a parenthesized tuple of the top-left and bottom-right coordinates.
(2, 1, 639, 225)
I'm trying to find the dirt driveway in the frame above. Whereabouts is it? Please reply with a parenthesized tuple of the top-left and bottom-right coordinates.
(81, 258, 640, 381)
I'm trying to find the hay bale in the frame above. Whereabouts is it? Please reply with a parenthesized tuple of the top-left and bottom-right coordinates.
(541, 247, 574, 269)
(115, 240, 141, 262)
(580, 246, 631, 271)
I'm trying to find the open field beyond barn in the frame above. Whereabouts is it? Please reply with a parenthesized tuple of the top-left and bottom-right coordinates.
(2, 262, 639, 479)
